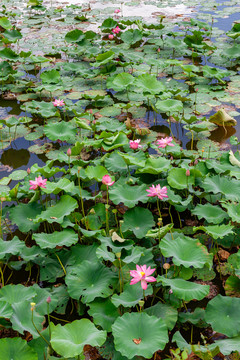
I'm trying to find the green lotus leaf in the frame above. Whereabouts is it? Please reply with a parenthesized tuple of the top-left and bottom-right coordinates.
(102, 132, 129, 151)
(85, 165, 108, 181)
(193, 223, 234, 240)
(0, 284, 36, 304)
(34, 195, 78, 224)
(0, 300, 13, 318)
(227, 23, 240, 39)
(66, 260, 116, 303)
(145, 223, 174, 240)
(23, 100, 58, 118)
(202, 175, 240, 201)
(118, 151, 146, 167)
(3, 29, 22, 43)
(205, 294, 240, 337)
(100, 18, 118, 30)
(145, 303, 178, 330)
(94, 51, 115, 65)
(158, 276, 209, 301)
(112, 73, 134, 89)
(0, 236, 25, 259)
(40, 69, 60, 84)
(112, 312, 168, 359)
(28, 328, 50, 360)
(136, 157, 171, 174)
(111, 282, 153, 308)
(87, 298, 119, 332)
(136, 74, 165, 95)
(225, 44, 240, 59)
(33, 229, 78, 249)
(221, 202, 240, 222)
(214, 336, 240, 355)
(0, 17, 12, 30)
(191, 203, 228, 224)
(167, 168, 200, 190)
(0, 338, 38, 360)
(9, 202, 42, 232)
(44, 122, 76, 142)
(42, 178, 75, 195)
(50, 319, 106, 358)
(121, 29, 142, 45)
(9, 169, 28, 180)
(65, 29, 85, 43)
(122, 207, 154, 239)
(178, 308, 206, 326)
(160, 235, 213, 268)
(105, 152, 128, 173)
(224, 275, 240, 297)
(11, 301, 45, 338)
(74, 116, 92, 130)
(155, 99, 183, 114)
(109, 182, 148, 208)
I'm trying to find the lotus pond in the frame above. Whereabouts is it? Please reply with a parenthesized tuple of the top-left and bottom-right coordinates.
(1, 0, 240, 359)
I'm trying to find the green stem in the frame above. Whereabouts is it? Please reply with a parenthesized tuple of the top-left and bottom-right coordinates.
(78, 175, 88, 229)
(105, 188, 109, 236)
(55, 253, 66, 276)
(31, 310, 51, 347)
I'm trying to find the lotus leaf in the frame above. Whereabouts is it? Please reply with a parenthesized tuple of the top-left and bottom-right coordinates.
(158, 276, 209, 301)
(0, 338, 38, 360)
(111, 282, 153, 308)
(88, 298, 119, 332)
(50, 319, 106, 358)
(109, 182, 148, 208)
(112, 312, 168, 359)
(160, 235, 213, 268)
(205, 294, 240, 337)
(191, 203, 228, 224)
(66, 260, 116, 303)
(33, 229, 78, 249)
(122, 207, 154, 239)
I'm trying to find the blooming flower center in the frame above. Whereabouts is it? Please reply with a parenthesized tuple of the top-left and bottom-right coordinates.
(140, 271, 145, 277)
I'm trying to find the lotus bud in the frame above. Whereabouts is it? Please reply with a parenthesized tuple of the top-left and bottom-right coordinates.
(186, 169, 190, 177)
(89, 109, 93, 114)
(46, 296, 51, 304)
(157, 48, 160, 53)
(108, 34, 114, 40)
(196, 88, 199, 92)
(0, 197, 6, 202)
(163, 263, 170, 270)
(115, 252, 121, 259)
(194, 159, 198, 165)
(169, 289, 173, 294)
(30, 302, 36, 311)
(67, 148, 71, 157)
(27, 168, 31, 174)
(139, 300, 145, 307)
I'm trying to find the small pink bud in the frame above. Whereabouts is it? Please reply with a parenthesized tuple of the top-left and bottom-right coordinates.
(157, 48, 160, 53)
(46, 296, 51, 304)
(27, 168, 31, 174)
(186, 169, 190, 177)
(67, 148, 71, 157)
(89, 109, 93, 114)
(194, 159, 198, 165)
(196, 88, 199, 92)
(114, 8, 121, 13)
(108, 34, 114, 40)
(169, 289, 173, 294)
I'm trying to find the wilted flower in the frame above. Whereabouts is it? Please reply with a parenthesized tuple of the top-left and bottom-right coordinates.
(129, 139, 142, 150)
(108, 34, 114, 40)
(130, 264, 156, 290)
(102, 175, 115, 187)
(52, 99, 65, 107)
(146, 184, 168, 200)
(112, 26, 121, 34)
(157, 136, 174, 148)
(114, 8, 121, 13)
(67, 148, 71, 157)
(29, 176, 47, 190)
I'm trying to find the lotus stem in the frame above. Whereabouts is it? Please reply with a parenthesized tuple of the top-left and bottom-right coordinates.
(54, 252, 66, 276)
(105, 188, 110, 236)
(77, 174, 88, 229)
(31, 308, 51, 348)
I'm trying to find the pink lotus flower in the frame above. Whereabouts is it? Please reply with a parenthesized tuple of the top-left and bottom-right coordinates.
(130, 265, 156, 290)
(29, 176, 47, 190)
(146, 184, 168, 200)
(114, 8, 121, 13)
(102, 175, 115, 187)
(52, 99, 65, 107)
(108, 34, 114, 40)
(157, 136, 174, 149)
(129, 139, 142, 150)
(112, 26, 121, 34)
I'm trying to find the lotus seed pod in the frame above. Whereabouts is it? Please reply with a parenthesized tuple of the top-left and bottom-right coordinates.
(139, 300, 145, 307)
(163, 263, 170, 270)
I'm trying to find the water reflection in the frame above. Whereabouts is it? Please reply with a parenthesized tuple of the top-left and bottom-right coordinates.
(1, 148, 30, 169)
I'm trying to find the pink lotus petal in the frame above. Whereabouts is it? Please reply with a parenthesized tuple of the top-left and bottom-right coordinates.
(145, 276, 157, 283)
(102, 174, 115, 186)
(141, 279, 148, 290)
